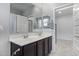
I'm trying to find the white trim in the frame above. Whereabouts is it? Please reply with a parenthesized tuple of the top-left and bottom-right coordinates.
(55, 4, 73, 12)
(73, 44, 79, 52)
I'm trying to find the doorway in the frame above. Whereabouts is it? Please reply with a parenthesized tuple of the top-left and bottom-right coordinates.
(54, 4, 74, 56)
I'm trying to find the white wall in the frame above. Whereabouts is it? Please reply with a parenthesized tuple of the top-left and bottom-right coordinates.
(16, 15, 28, 34)
(56, 15, 73, 40)
(10, 13, 17, 34)
(73, 4, 79, 51)
(0, 3, 10, 56)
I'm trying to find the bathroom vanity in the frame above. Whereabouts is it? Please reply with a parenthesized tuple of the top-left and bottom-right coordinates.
(9, 13, 53, 56)
(10, 33, 52, 56)
(10, 3, 54, 56)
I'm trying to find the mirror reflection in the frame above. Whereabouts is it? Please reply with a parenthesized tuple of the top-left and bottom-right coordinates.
(9, 3, 54, 38)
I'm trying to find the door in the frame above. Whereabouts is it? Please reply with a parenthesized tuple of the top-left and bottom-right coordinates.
(44, 38, 49, 56)
(36, 40, 44, 56)
(24, 42, 36, 56)
(48, 36, 52, 53)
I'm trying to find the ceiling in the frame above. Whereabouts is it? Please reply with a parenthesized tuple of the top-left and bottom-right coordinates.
(10, 3, 34, 12)
(10, 3, 73, 16)
(55, 4, 73, 17)
(10, 3, 34, 16)
(10, 3, 70, 12)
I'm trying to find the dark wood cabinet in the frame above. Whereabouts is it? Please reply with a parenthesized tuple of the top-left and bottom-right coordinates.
(11, 36, 52, 56)
(36, 40, 44, 56)
(11, 42, 23, 56)
(23, 42, 36, 56)
(48, 36, 52, 53)
(44, 38, 49, 56)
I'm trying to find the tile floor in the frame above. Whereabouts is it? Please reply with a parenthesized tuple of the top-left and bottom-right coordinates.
(49, 39, 79, 56)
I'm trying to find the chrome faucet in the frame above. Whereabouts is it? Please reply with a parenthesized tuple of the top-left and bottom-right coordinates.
(38, 30, 42, 36)
(24, 34, 28, 38)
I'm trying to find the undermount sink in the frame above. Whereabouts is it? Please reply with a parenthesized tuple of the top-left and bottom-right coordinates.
(13, 35, 39, 41)
(12, 35, 40, 46)
(10, 32, 52, 46)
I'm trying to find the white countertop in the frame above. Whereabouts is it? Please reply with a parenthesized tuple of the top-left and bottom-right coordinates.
(9, 32, 52, 46)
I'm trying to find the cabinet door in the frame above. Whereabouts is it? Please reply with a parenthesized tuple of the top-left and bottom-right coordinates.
(36, 40, 44, 56)
(48, 36, 52, 53)
(11, 42, 23, 56)
(24, 42, 36, 56)
(44, 38, 49, 56)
